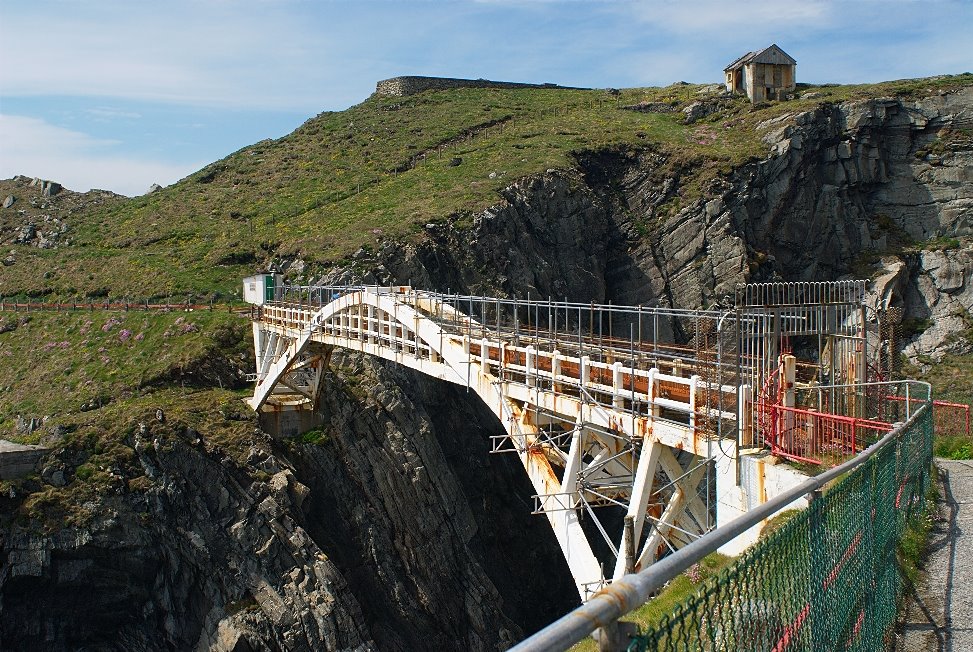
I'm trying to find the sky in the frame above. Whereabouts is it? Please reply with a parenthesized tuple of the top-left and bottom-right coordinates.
(1, 0, 971, 197)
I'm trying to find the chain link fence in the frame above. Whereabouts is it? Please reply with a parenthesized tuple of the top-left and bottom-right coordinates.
(627, 402, 934, 651)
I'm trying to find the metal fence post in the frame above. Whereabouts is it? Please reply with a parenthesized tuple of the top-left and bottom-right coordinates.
(807, 487, 828, 648)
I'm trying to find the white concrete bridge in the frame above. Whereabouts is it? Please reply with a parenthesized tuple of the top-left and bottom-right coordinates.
(243, 278, 883, 601)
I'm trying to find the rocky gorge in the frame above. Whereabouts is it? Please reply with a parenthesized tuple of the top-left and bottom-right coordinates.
(1, 81, 971, 650)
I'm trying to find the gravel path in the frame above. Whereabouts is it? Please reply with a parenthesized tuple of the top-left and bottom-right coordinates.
(895, 458, 973, 651)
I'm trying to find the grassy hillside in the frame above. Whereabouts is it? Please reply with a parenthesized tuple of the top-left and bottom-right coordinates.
(0, 310, 252, 439)
(2, 74, 970, 302)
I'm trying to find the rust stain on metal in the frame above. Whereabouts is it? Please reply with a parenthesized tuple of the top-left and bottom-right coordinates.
(757, 459, 767, 503)
(528, 448, 561, 487)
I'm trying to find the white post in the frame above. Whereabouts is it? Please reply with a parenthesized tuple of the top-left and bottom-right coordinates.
(648, 368, 660, 422)
(782, 355, 796, 450)
(612, 361, 624, 409)
(481, 338, 491, 376)
(689, 374, 700, 432)
(526, 345, 536, 388)
(739, 384, 753, 447)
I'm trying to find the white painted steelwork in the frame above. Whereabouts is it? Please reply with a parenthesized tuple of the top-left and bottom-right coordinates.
(247, 285, 737, 600)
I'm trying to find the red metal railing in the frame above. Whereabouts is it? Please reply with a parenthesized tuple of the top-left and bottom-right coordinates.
(759, 403, 894, 465)
(886, 396, 971, 439)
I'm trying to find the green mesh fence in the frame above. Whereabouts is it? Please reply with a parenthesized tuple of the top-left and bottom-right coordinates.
(628, 403, 934, 652)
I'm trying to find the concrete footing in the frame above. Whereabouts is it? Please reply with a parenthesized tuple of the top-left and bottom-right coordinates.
(716, 447, 811, 555)
(0, 439, 49, 480)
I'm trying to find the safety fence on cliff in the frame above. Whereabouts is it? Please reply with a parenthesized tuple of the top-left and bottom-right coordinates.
(0, 299, 249, 314)
(511, 382, 933, 652)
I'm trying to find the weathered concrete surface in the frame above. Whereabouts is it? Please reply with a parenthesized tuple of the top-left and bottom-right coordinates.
(0, 439, 48, 480)
(895, 459, 973, 651)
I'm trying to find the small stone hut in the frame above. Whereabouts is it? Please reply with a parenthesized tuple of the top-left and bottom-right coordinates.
(724, 44, 796, 102)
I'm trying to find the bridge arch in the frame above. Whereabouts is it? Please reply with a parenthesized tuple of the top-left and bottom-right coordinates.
(249, 286, 729, 599)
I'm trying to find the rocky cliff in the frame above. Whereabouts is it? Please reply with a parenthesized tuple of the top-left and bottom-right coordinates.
(344, 86, 972, 359)
(1, 359, 575, 651)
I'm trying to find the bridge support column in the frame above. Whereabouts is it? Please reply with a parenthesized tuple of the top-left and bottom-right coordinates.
(636, 452, 707, 568)
(613, 439, 662, 580)
(510, 401, 604, 599)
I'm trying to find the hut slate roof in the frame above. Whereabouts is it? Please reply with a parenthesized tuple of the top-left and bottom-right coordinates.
(724, 44, 796, 71)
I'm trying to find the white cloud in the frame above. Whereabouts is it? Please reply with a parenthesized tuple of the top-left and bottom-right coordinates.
(84, 107, 143, 120)
(0, 1, 362, 111)
(628, 0, 832, 34)
(0, 115, 204, 196)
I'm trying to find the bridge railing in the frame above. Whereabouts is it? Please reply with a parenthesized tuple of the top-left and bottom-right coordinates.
(269, 284, 742, 437)
(747, 379, 931, 466)
(511, 381, 933, 652)
(272, 283, 736, 371)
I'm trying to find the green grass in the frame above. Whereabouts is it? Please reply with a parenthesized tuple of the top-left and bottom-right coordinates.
(935, 436, 972, 459)
(901, 353, 973, 459)
(0, 309, 252, 440)
(2, 74, 969, 301)
(298, 426, 330, 445)
(898, 476, 938, 587)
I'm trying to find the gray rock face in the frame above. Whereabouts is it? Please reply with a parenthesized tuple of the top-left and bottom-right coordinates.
(296, 357, 576, 650)
(2, 195, 14, 208)
(901, 247, 973, 360)
(1, 427, 375, 650)
(0, 359, 574, 651)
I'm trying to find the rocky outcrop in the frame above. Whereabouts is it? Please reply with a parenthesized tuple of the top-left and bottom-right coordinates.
(1, 423, 374, 650)
(330, 173, 624, 303)
(0, 358, 575, 651)
(901, 247, 973, 360)
(0, 175, 122, 250)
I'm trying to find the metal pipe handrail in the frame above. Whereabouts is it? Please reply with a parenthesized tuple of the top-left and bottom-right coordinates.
(275, 283, 729, 320)
(509, 391, 930, 652)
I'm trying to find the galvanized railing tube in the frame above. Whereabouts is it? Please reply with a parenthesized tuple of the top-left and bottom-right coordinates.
(509, 391, 930, 652)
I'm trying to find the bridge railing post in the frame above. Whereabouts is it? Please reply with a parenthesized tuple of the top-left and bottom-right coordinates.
(689, 374, 700, 433)
(612, 361, 624, 409)
(481, 338, 491, 375)
(526, 345, 536, 388)
(647, 368, 659, 422)
(738, 384, 753, 448)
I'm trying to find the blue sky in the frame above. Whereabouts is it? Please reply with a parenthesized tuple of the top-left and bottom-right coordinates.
(1, 0, 971, 197)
